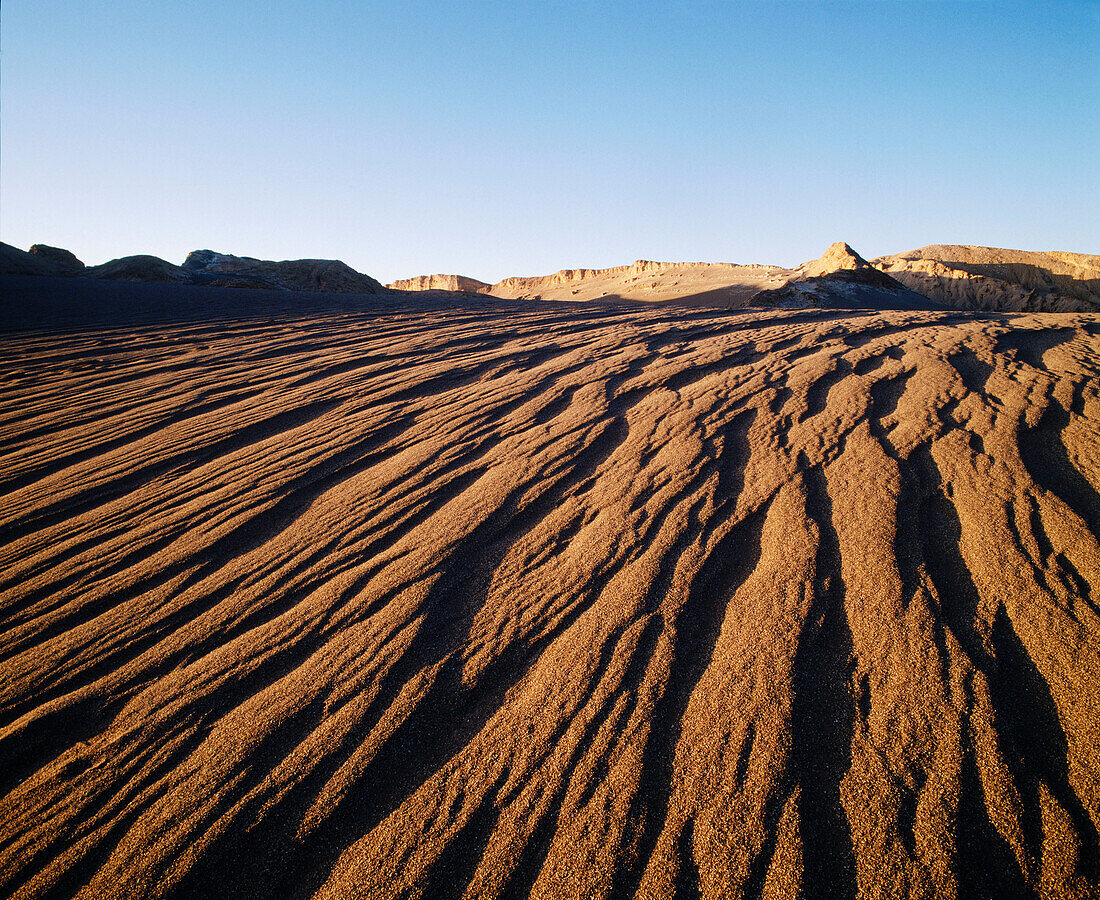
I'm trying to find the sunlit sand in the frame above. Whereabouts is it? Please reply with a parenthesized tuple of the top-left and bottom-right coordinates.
(1, 275, 1097, 898)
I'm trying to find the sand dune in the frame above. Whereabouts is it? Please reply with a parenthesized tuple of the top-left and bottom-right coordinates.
(1, 285, 1099, 898)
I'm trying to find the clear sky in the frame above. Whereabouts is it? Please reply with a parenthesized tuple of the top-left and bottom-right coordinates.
(2, 1, 1098, 283)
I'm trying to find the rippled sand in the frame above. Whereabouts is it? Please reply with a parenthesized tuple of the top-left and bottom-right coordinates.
(1, 291, 1098, 898)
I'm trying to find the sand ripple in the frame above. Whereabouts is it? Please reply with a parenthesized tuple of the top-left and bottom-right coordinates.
(1, 303, 1098, 898)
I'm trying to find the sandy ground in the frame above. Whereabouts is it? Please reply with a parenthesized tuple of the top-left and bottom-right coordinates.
(1, 281, 1098, 899)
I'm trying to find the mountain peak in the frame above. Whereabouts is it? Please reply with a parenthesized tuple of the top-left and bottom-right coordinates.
(802, 242, 870, 277)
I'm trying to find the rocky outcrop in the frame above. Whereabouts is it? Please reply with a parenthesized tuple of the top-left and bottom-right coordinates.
(28, 245, 85, 272)
(1, 243, 81, 277)
(793, 241, 893, 284)
(489, 259, 788, 305)
(491, 259, 771, 296)
(183, 250, 384, 294)
(388, 274, 492, 293)
(3, 243, 386, 295)
(752, 242, 940, 310)
(872, 245, 1100, 312)
(88, 255, 192, 283)
(485, 247, 940, 309)
(7, 239, 1097, 311)
(2, 245, 191, 284)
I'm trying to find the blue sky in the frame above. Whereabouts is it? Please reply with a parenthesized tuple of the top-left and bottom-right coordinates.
(2, 1, 1098, 282)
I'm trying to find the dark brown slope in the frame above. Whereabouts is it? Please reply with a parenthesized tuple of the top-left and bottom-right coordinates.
(388, 274, 493, 293)
(0, 283, 1098, 899)
(182, 250, 385, 294)
(0, 244, 386, 294)
(0, 243, 85, 278)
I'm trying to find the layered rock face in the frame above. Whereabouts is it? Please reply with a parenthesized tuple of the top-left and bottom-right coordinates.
(390, 244, 1100, 312)
(412, 246, 934, 310)
(493, 259, 710, 294)
(6, 239, 1099, 311)
(488, 259, 787, 305)
(752, 242, 937, 310)
(873, 246, 1100, 312)
(388, 274, 492, 293)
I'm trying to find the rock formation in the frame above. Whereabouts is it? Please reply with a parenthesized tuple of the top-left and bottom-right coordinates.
(480, 245, 936, 309)
(5, 239, 1099, 312)
(0, 243, 80, 278)
(0, 243, 386, 296)
(183, 250, 384, 294)
(88, 255, 192, 283)
(28, 245, 85, 272)
(873, 245, 1100, 312)
(488, 259, 789, 305)
(388, 274, 492, 293)
(753, 242, 938, 310)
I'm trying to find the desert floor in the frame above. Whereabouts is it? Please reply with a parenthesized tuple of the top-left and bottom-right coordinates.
(1, 281, 1098, 898)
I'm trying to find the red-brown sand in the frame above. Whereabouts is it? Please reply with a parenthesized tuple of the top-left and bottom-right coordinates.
(0, 290, 1098, 898)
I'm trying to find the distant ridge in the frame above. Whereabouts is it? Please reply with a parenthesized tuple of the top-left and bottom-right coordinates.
(488, 258, 784, 303)
(0, 243, 384, 295)
(4, 240, 1098, 311)
(873, 245, 1100, 312)
(388, 274, 492, 293)
(183, 250, 385, 294)
(464, 243, 934, 310)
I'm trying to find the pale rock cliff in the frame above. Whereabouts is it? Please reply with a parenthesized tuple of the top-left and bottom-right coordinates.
(872, 245, 1100, 312)
(490, 259, 787, 304)
(388, 274, 492, 293)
